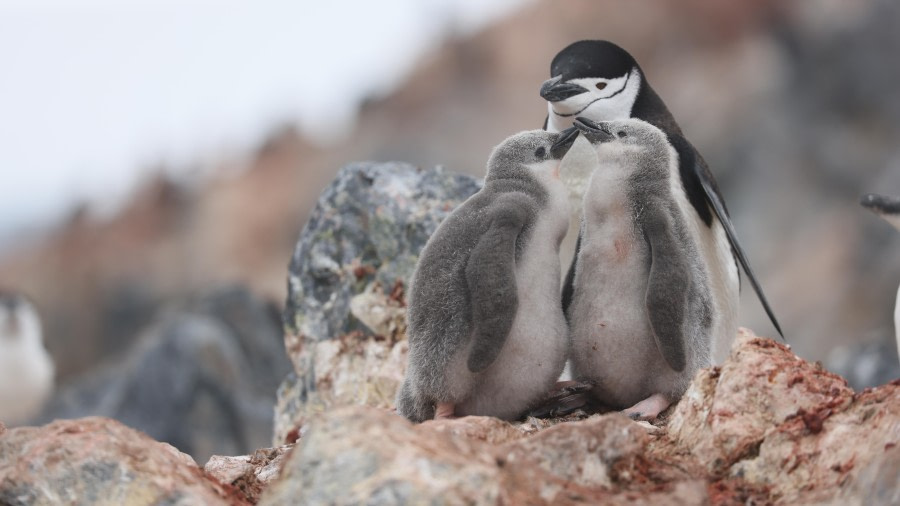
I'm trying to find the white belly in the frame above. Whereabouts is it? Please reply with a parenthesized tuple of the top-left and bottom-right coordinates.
(895, 283, 900, 363)
(568, 210, 674, 406)
(0, 344, 54, 424)
(457, 210, 569, 418)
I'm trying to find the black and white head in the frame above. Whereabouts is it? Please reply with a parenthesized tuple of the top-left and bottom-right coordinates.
(486, 128, 580, 183)
(861, 193, 900, 232)
(0, 291, 43, 350)
(541, 40, 643, 132)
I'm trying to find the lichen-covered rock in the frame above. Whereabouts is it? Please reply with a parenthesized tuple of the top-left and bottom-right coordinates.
(666, 328, 899, 503)
(262, 407, 505, 505)
(261, 406, 707, 506)
(667, 328, 855, 473)
(275, 162, 481, 442)
(500, 414, 648, 491)
(834, 444, 900, 506)
(260, 330, 899, 505)
(283, 161, 481, 348)
(5, 328, 896, 505)
(0, 417, 244, 506)
(205, 446, 291, 504)
(728, 380, 900, 503)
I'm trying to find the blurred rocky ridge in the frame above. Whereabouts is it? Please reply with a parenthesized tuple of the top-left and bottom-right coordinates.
(31, 286, 292, 464)
(0, 0, 898, 437)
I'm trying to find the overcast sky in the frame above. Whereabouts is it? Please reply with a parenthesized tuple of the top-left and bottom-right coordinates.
(0, 0, 530, 246)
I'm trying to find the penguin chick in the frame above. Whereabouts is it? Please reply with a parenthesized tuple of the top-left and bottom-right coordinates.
(541, 40, 782, 355)
(860, 193, 900, 363)
(397, 128, 580, 423)
(0, 291, 54, 425)
(568, 118, 717, 420)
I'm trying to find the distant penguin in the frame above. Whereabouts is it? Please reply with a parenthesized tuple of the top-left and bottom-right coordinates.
(0, 291, 54, 425)
(861, 193, 900, 362)
(540, 40, 782, 357)
(567, 118, 720, 420)
(396, 127, 580, 422)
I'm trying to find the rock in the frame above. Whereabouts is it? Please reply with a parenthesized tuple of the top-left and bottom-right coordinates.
(667, 328, 899, 503)
(205, 446, 291, 504)
(36, 286, 291, 463)
(835, 445, 900, 506)
(275, 162, 480, 442)
(261, 406, 706, 505)
(197, 286, 294, 398)
(0, 417, 243, 505)
(499, 414, 649, 491)
(667, 328, 855, 473)
(4, 327, 896, 504)
(262, 407, 506, 505)
(730, 380, 900, 503)
(259, 329, 898, 505)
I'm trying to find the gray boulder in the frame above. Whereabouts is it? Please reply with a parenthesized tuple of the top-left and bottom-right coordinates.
(35, 285, 290, 464)
(276, 162, 481, 442)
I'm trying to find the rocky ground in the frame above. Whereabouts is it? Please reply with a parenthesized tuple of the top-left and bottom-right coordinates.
(2, 163, 898, 505)
(1, 329, 896, 505)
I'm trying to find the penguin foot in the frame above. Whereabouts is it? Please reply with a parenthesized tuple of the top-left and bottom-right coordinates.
(434, 402, 457, 420)
(622, 393, 671, 421)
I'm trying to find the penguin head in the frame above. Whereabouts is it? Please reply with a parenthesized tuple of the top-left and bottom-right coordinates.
(574, 117, 669, 153)
(486, 128, 579, 182)
(0, 291, 41, 345)
(861, 193, 900, 232)
(541, 40, 642, 132)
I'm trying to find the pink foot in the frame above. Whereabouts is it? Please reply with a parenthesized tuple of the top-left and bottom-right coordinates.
(434, 402, 456, 420)
(622, 393, 671, 421)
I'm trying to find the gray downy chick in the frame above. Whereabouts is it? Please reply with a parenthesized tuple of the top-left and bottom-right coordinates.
(396, 128, 580, 422)
(567, 118, 722, 420)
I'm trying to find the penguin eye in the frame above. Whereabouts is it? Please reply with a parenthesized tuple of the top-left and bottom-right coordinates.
(596, 82, 608, 90)
(617, 131, 627, 138)
(534, 146, 546, 158)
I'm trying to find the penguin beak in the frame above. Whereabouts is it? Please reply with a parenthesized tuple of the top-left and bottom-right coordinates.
(540, 76, 589, 102)
(574, 117, 615, 143)
(860, 193, 900, 216)
(549, 126, 579, 159)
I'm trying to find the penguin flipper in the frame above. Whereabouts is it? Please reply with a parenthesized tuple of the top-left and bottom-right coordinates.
(560, 233, 581, 318)
(464, 198, 528, 373)
(691, 156, 785, 340)
(644, 206, 689, 372)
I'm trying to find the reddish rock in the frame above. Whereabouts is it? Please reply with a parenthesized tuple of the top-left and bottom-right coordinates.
(422, 415, 526, 445)
(205, 446, 292, 504)
(3, 329, 897, 505)
(500, 414, 648, 490)
(0, 417, 245, 506)
(730, 381, 900, 503)
(667, 328, 855, 473)
(261, 406, 710, 505)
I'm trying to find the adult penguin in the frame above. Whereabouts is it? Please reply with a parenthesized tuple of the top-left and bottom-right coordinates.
(540, 40, 783, 350)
